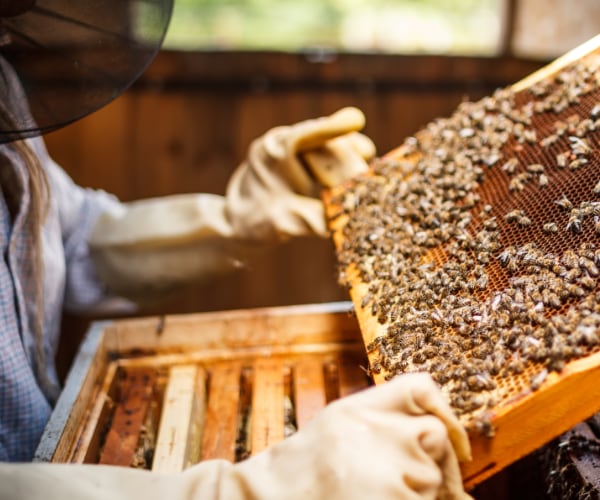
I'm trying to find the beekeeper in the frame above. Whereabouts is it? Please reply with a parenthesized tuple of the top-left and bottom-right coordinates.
(0, 1, 471, 498)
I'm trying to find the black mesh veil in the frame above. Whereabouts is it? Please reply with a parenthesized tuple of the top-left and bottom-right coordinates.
(0, 0, 173, 143)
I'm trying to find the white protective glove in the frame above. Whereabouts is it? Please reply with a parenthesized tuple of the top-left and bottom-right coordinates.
(224, 106, 375, 239)
(88, 107, 375, 299)
(0, 373, 471, 500)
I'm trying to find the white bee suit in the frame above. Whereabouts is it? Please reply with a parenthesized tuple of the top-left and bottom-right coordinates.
(88, 107, 375, 299)
(0, 374, 472, 500)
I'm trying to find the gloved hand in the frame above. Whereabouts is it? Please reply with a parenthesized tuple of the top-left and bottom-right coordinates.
(88, 108, 375, 299)
(225, 106, 375, 239)
(224, 371, 472, 499)
(0, 373, 471, 500)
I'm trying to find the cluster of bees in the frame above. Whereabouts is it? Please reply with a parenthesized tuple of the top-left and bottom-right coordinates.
(329, 54, 600, 434)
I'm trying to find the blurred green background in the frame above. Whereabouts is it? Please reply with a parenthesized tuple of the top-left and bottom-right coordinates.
(163, 0, 503, 55)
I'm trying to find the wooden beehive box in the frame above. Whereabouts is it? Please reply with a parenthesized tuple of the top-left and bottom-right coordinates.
(35, 302, 372, 471)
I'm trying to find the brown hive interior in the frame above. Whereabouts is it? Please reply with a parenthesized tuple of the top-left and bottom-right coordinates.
(95, 355, 366, 468)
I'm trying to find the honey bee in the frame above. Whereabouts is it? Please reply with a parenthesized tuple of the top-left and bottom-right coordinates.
(371, 301, 379, 317)
(501, 157, 519, 174)
(366, 336, 384, 354)
(566, 113, 582, 130)
(509, 173, 530, 192)
(564, 267, 582, 281)
(432, 370, 451, 385)
(579, 275, 596, 290)
(568, 136, 592, 155)
(530, 369, 548, 391)
(595, 249, 600, 267)
(523, 129, 537, 143)
(507, 356, 525, 374)
(574, 324, 600, 346)
(569, 158, 589, 170)
(533, 101, 547, 114)
(527, 163, 545, 173)
(505, 209, 524, 223)
(506, 258, 519, 273)
(565, 216, 582, 234)
(361, 292, 373, 309)
(540, 134, 559, 148)
(411, 351, 427, 365)
(579, 256, 599, 276)
(420, 345, 438, 359)
(368, 360, 382, 375)
(555, 196, 573, 210)
(530, 82, 549, 97)
(562, 249, 579, 268)
(553, 99, 569, 113)
(545, 291, 562, 308)
(476, 274, 489, 290)
(566, 283, 586, 298)
(554, 120, 568, 135)
(575, 118, 595, 137)
(517, 215, 531, 227)
(556, 152, 569, 169)
(473, 413, 495, 438)
(483, 217, 498, 230)
(579, 242, 596, 257)
(547, 358, 565, 373)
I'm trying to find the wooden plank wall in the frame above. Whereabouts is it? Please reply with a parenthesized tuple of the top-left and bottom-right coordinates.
(44, 51, 543, 374)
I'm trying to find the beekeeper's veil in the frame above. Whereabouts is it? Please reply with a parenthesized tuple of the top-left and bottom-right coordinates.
(0, 0, 173, 142)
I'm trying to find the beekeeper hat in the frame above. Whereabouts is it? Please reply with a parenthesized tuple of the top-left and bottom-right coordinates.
(0, 0, 173, 143)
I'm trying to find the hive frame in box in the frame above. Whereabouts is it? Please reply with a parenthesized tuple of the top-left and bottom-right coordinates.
(324, 34, 600, 489)
(35, 302, 372, 469)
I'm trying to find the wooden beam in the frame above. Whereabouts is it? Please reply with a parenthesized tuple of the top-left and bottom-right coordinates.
(98, 368, 156, 467)
(293, 358, 327, 430)
(201, 362, 242, 462)
(70, 362, 120, 464)
(152, 365, 206, 473)
(250, 360, 285, 455)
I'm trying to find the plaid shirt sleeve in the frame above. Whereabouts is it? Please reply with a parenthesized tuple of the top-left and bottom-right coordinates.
(0, 137, 137, 462)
